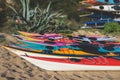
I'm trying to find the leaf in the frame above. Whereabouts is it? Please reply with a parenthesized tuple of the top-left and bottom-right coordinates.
(7, 4, 18, 15)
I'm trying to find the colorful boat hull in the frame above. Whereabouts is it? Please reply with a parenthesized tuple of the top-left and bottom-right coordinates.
(18, 31, 61, 37)
(3, 46, 119, 59)
(17, 40, 80, 50)
(8, 52, 120, 70)
(97, 0, 120, 4)
(18, 31, 41, 36)
(82, 0, 103, 5)
(88, 5, 120, 12)
(3, 46, 120, 71)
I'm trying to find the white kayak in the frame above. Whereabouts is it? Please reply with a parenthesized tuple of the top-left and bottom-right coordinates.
(3, 46, 120, 71)
(87, 5, 120, 12)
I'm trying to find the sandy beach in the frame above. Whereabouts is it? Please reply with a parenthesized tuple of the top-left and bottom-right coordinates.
(0, 32, 120, 80)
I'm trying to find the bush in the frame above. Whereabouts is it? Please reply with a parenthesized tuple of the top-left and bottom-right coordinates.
(104, 22, 120, 33)
(8, 0, 63, 34)
(0, 0, 7, 26)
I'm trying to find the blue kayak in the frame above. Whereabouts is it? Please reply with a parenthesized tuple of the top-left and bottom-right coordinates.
(88, 13, 111, 19)
(15, 40, 80, 50)
(84, 19, 120, 26)
(78, 42, 120, 54)
(99, 46, 120, 53)
(97, 0, 120, 4)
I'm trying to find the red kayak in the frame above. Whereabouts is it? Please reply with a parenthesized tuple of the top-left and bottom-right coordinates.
(82, 0, 103, 5)
(21, 55, 120, 71)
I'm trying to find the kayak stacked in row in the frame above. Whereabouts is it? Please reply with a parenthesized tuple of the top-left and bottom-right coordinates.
(80, 0, 120, 28)
(14, 31, 120, 54)
(81, 0, 104, 5)
(3, 31, 120, 70)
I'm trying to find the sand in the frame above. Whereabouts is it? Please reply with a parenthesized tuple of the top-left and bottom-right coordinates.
(0, 32, 120, 80)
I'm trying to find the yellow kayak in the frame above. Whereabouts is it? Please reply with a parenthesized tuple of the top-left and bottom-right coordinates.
(18, 31, 41, 36)
(53, 48, 117, 56)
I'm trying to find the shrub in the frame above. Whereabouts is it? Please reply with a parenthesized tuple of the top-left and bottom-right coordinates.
(104, 22, 120, 33)
(8, 0, 63, 34)
(0, 0, 7, 26)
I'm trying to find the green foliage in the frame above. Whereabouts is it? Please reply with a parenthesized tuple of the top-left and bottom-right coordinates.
(104, 22, 120, 33)
(20, 0, 30, 22)
(51, 16, 70, 32)
(0, 0, 7, 26)
(8, 0, 65, 34)
(7, 0, 31, 23)
(36, 0, 81, 21)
